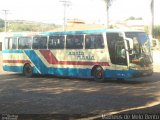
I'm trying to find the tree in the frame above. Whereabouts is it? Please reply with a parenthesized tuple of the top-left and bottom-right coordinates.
(145, 25, 160, 39)
(103, 0, 114, 28)
(153, 26, 160, 38)
(7, 21, 58, 32)
(128, 16, 136, 20)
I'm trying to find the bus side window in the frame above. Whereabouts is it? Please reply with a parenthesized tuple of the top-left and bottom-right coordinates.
(107, 32, 127, 65)
(4, 38, 9, 49)
(8, 38, 12, 49)
(12, 37, 17, 49)
(5, 37, 17, 50)
(85, 34, 104, 49)
(18, 37, 32, 49)
(66, 35, 83, 49)
(48, 36, 64, 49)
(33, 37, 47, 49)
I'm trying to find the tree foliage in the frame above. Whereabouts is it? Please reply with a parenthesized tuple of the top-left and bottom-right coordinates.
(0, 20, 58, 32)
(103, 0, 113, 8)
(145, 25, 160, 39)
(153, 25, 160, 38)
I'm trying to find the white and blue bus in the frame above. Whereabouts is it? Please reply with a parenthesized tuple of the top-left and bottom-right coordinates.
(2, 29, 153, 82)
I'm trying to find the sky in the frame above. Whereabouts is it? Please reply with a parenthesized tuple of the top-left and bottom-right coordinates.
(0, 0, 160, 25)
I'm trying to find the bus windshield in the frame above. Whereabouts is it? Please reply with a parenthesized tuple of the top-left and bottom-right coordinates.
(125, 32, 152, 65)
(125, 32, 150, 54)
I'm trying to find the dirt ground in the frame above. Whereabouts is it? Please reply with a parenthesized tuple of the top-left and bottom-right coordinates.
(0, 51, 160, 119)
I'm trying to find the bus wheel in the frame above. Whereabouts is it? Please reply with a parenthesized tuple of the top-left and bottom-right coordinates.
(23, 64, 33, 77)
(93, 66, 105, 82)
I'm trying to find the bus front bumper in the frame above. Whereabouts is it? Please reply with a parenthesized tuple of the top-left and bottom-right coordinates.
(129, 65, 153, 78)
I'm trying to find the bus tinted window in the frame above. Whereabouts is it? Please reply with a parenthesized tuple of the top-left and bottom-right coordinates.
(107, 33, 126, 65)
(33, 37, 47, 49)
(66, 35, 83, 49)
(18, 37, 32, 49)
(4, 38, 9, 49)
(85, 34, 104, 49)
(8, 38, 12, 49)
(48, 36, 64, 49)
(5, 37, 17, 50)
(11, 38, 17, 49)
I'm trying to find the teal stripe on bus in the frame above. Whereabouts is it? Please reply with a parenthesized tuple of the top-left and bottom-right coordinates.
(2, 50, 23, 53)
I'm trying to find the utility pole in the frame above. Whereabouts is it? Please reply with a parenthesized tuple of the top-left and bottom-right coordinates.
(103, 0, 113, 29)
(106, 2, 110, 28)
(149, 0, 154, 47)
(2, 10, 9, 32)
(150, 0, 154, 38)
(60, 0, 71, 31)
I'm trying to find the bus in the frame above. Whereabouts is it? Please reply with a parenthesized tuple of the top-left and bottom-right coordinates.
(2, 29, 153, 82)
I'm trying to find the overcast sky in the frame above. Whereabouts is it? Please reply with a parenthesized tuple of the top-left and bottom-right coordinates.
(0, 0, 159, 24)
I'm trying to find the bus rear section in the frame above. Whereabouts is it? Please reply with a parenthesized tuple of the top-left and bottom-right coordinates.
(2, 32, 109, 81)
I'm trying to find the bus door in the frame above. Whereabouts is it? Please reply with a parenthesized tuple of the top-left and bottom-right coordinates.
(114, 41, 128, 77)
(107, 32, 129, 78)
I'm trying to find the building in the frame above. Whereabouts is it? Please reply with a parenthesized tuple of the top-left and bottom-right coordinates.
(52, 19, 105, 31)
(111, 20, 146, 30)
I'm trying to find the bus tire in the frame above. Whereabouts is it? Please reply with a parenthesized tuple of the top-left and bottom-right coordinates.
(93, 66, 105, 82)
(23, 64, 33, 77)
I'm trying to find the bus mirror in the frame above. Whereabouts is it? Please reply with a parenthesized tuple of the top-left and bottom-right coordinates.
(152, 38, 159, 49)
(120, 49, 126, 59)
(125, 38, 134, 50)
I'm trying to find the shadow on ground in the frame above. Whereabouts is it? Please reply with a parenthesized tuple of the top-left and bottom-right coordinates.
(0, 71, 159, 116)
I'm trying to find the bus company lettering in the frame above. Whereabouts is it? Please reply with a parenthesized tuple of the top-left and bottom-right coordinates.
(68, 51, 95, 60)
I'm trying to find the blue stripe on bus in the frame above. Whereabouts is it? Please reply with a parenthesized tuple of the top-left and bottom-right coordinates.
(2, 50, 91, 77)
(104, 69, 148, 79)
(3, 65, 137, 79)
(41, 29, 107, 36)
(24, 50, 48, 74)
(3, 65, 141, 79)
(24, 50, 92, 77)
(4, 29, 141, 37)
(3, 65, 41, 74)
(2, 50, 23, 53)
(49, 68, 91, 77)
(3, 66, 23, 72)
(40, 29, 140, 36)
(3, 65, 91, 77)
(105, 69, 134, 79)
(2, 50, 142, 79)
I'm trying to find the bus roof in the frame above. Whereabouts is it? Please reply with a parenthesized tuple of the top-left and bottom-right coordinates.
(5, 29, 145, 37)
(40, 29, 144, 36)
